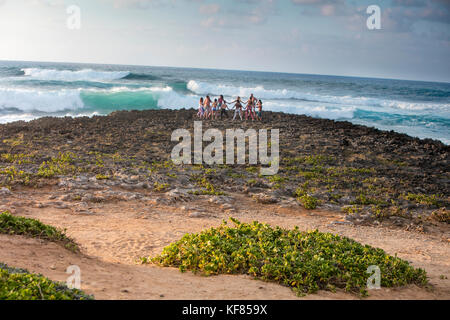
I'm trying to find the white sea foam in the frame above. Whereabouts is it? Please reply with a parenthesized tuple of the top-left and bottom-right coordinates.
(0, 86, 198, 113)
(0, 113, 39, 124)
(187, 80, 449, 112)
(21, 68, 130, 82)
(263, 101, 355, 120)
(0, 87, 85, 112)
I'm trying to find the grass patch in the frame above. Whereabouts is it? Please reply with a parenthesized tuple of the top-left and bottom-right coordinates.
(431, 208, 449, 223)
(144, 218, 427, 297)
(37, 152, 79, 178)
(1, 153, 34, 165)
(351, 194, 387, 206)
(153, 182, 170, 192)
(95, 174, 110, 180)
(295, 185, 318, 210)
(0, 166, 32, 186)
(190, 174, 225, 196)
(2, 136, 24, 147)
(0, 263, 93, 300)
(403, 193, 442, 207)
(297, 194, 318, 210)
(0, 211, 78, 252)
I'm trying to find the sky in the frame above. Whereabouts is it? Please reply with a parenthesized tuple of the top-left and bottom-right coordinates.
(0, 0, 449, 82)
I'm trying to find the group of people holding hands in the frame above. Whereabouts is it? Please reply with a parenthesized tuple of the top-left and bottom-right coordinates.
(197, 94, 263, 121)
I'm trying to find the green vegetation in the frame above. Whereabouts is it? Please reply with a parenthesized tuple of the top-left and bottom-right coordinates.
(2, 136, 24, 147)
(268, 175, 288, 184)
(154, 182, 170, 192)
(228, 172, 244, 179)
(37, 152, 79, 178)
(190, 174, 225, 196)
(295, 184, 318, 210)
(342, 205, 363, 215)
(144, 219, 427, 297)
(431, 208, 449, 223)
(0, 263, 93, 300)
(149, 160, 175, 173)
(403, 193, 442, 207)
(166, 172, 177, 178)
(0, 211, 78, 252)
(95, 174, 110, 180)
(204, 168, 216, 175)
(297, 193, 319, 210)
(286, 155, 333, 166)
(351, 193, 387, 206)
(0, 166, 31, 185)
(1, 153, 34, 165)
(245, 166, 259, 174)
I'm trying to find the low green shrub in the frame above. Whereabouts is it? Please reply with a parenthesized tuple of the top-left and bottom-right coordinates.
(145, 218, 427, 297)
(295, 187, 318, 210)
(0, 263, 93, 300)
(0, 211, 78, 251)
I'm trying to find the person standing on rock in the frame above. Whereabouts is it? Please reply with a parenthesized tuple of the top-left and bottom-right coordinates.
(204, 95, 212, 119)
(197, 97, 205, 119)
(244, 98, 255, 121)
(231, 97, 244, 121)
(218, 95, 229, 120)
(256, 99, 263, 121)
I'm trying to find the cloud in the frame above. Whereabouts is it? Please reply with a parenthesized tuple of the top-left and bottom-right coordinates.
(199, 0, 276, 29)
(291, 0, 323, 3)
(199, 3, 220, 15)
(291, 0, 347, 16)
(102, 0, 174, 9)
(392, 0, 426, 7)
(383, 0, 450, 35)
(25, 0, 65, 6)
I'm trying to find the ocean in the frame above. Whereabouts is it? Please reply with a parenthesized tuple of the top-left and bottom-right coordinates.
(0, 60, 449, 145)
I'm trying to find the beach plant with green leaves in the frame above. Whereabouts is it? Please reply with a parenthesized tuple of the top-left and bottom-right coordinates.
(37, 152, 79, 178)
(0, 211, 78, 252)
(144, 218, 428, 297)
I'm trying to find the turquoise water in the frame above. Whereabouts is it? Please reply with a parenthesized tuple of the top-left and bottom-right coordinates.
(0, 60, 449, 144)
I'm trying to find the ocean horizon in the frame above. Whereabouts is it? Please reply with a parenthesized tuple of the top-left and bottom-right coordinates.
(1, 60, 449, 145)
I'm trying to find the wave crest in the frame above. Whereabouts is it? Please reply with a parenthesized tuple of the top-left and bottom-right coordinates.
(187, 80, 449, 112)
(21, 68, 131, 82)
(0, 86, 198, 113)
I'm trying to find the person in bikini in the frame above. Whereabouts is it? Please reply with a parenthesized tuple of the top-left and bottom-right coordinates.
(204, 95, 212, 119)
(248, 94, 258, 120)
(218, 95, 229, 120)
(256, 99, 263, 121)
(197, 97, 204, 119)
(231, 96, 244, 121)
(212, 99, 218, 120)
(244, 98, 255, 121)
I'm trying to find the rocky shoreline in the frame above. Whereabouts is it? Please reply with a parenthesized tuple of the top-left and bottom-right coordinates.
(0, 109, 448, 236)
